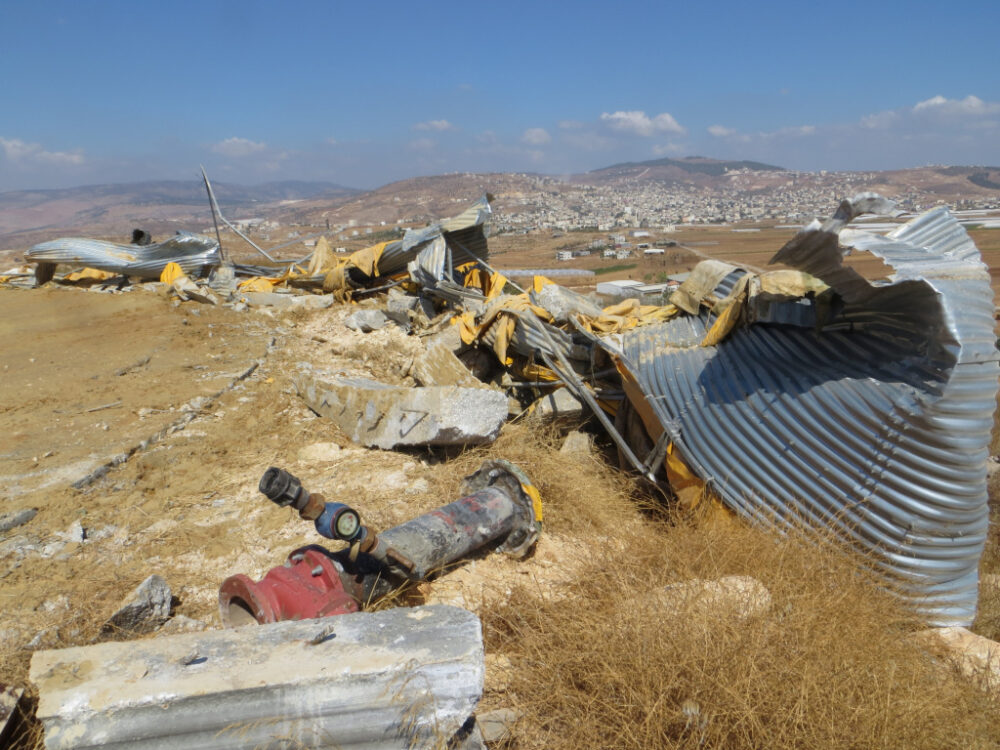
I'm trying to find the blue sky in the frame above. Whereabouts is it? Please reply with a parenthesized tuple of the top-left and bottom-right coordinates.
(1, 0, 998, 191)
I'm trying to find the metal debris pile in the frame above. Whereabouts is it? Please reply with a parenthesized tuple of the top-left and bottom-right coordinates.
(8, 192, 998, 627)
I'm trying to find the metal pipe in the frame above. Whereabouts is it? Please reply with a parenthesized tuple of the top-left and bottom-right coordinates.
(219, 460, 541, 626)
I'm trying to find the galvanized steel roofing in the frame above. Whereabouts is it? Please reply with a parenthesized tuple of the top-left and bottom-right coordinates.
(615, 197, 998, 626)
(27, 232, 221, 280)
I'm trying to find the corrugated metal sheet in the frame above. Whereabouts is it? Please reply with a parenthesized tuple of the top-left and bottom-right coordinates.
(27, 232, 221, 279)
(378, 195, 492, 276)
(616, 199, 998, 626)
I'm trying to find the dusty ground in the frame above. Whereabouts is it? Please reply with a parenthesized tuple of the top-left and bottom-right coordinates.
(0, 284, 616, 684)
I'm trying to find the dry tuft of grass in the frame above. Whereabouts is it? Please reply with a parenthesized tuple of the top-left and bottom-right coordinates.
(466, 424, 1000, 749)
(483, 520, 1000, 749)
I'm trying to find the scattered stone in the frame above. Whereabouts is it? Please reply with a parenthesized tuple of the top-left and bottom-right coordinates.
(530, 387, 584, 421)
(559, 430, 594, 456)
(207, 263, 237, 295)
(157, 615, 209, 636)
(0, 508, 36, 534)
(181, 395, 212, 413)
(171, 276, 219, 305)
(405, 478, 431, 496)
(344, 308, 389, 332)
(297, 442, 343, 462)
(101, 574, 172, 636)
(411, 340, 483, 388)
(916, 626, 1000, 692)
(27, 627, 59, 650)
(55, 520, 85, 543)
(477, 709, 519, 743)
(296, 367, 508, 449)
(31, 605, 483, 750)
(387, 289, 436, 321)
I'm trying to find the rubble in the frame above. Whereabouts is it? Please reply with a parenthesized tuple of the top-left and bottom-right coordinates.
(343, 308, 390, 332)
(559, 430, 594, 456)
(241, 291, 334, 310)
(30, 605, 484, 750)
(295, 366, 507, 449)
(101, 574, 172, 636)
(529, 387, 584, 422)
(410, 339, 483, 387)
(0, 508, 36, 534)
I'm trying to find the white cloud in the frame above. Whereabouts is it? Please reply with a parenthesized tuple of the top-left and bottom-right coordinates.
(211, 137, 267, 157)
(600, 110, 685, 136)
(0, 137, 84, 165)
(325, 137, 337, 146)
(913, 95, 1000, 116)
(558, 120, 584, 130)
(708, 125, 736, 137)
(413, 119, 455, 132)
(652, 143, 684, 156)
(521, 127, 551, 145)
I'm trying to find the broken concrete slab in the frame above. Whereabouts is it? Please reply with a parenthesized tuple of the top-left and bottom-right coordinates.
(242, 291, 334, 311)
(529, 387, 584, 421)
(559, 430, 594, 456)
(344, 308, 389, 332)
(477, 708, 520, 743)
(387, 290, 435, 321)
(296, 366, 508, 449)
(31, 604, 484, 750)
(101, 574, 171, 636)
(0, 508, 36, 534)
(411, 339, 484, 388)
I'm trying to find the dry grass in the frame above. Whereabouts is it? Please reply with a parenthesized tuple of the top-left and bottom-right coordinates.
(462, 426, 1000, 750)
(482, 518, 999, 749)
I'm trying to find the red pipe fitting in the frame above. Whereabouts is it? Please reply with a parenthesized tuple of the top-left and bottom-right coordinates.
(219, 546, 361, 627)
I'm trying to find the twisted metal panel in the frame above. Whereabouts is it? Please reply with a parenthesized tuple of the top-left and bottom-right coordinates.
(618, 203, 998, 625)
(27, 232, 220, 279)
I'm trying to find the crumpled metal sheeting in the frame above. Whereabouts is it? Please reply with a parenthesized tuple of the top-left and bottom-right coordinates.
(477, 305, 584, 364)
(27, 232, 221, 279)
(619, 204, 998, 626)
(378, 195, 492, 277)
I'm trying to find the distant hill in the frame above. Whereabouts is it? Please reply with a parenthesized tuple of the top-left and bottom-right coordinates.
(0, 179, 359, 240)
(592, 156, 787, 177)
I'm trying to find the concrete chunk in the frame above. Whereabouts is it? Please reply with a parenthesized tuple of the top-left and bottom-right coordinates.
(101, 574, 171, 636)
(296, 367, 507, 449)
(344, 309, 389, 332)
(31, 605, 483, 750)
(242, 292, 334, 311)
(0, 508, 37, 534)
(530, 387, 584, 421)
(411, 340, 483, 388)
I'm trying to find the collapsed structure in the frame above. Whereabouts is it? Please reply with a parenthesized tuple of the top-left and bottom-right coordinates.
(20, 193, 999, 627)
